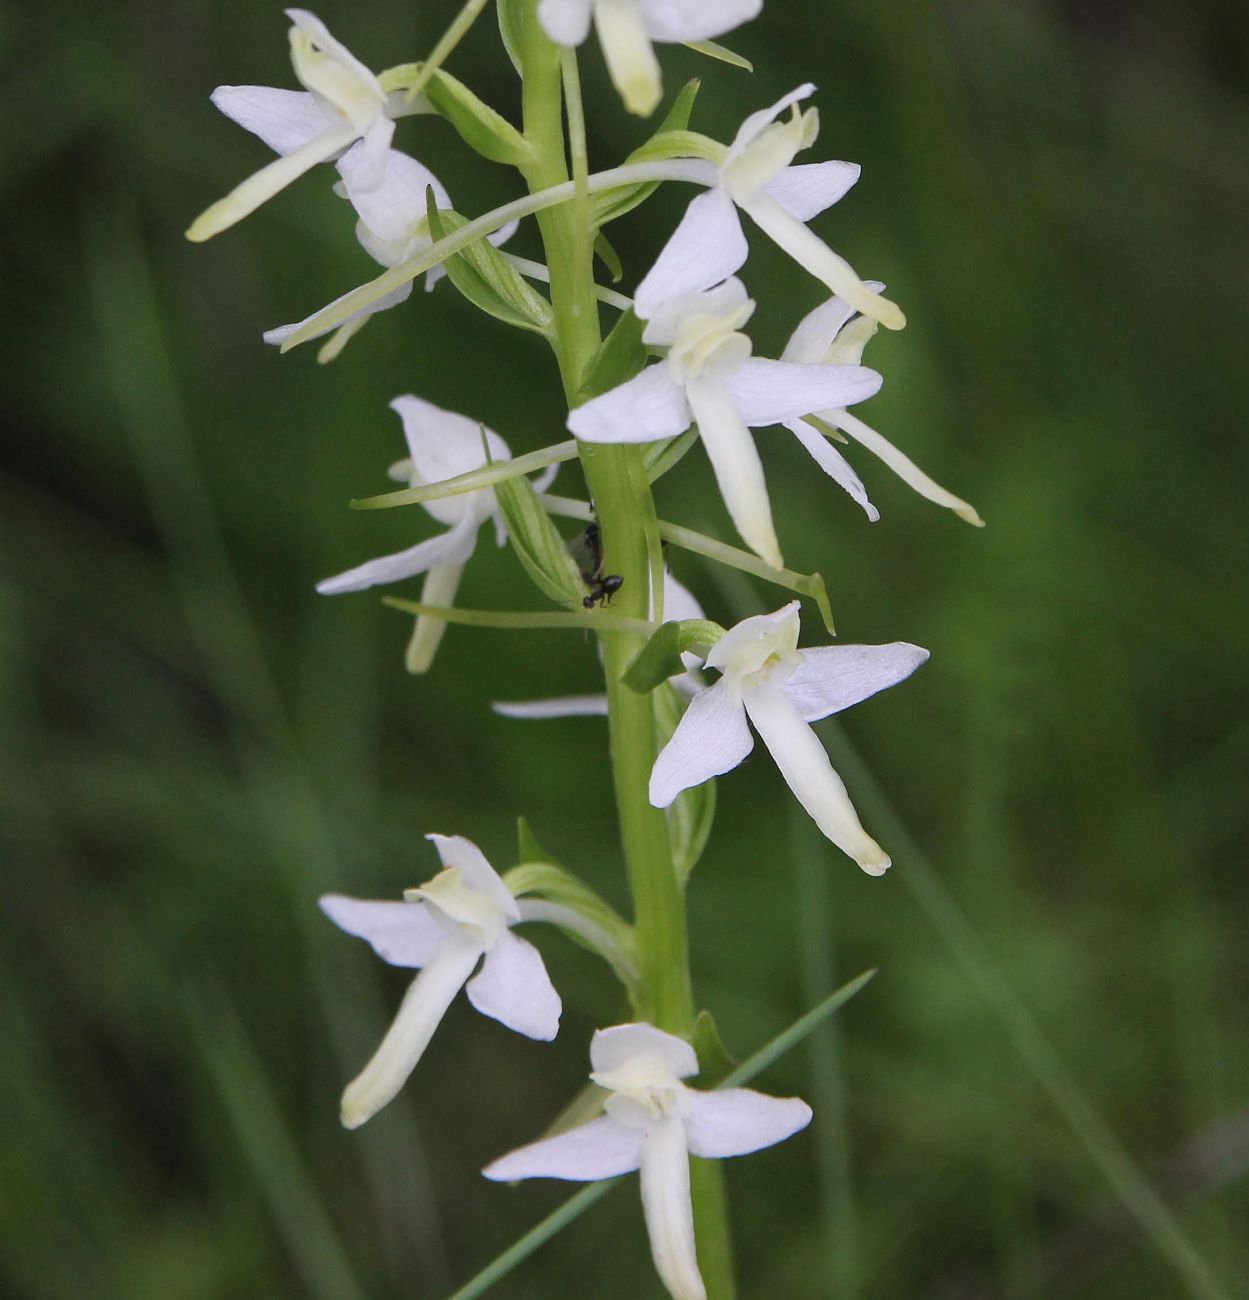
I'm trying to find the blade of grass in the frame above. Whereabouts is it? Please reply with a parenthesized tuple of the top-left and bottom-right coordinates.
(819, 719, 1232, 1300)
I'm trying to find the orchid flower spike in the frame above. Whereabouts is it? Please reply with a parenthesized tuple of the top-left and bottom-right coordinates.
(321, 834, 562, 1129)
(634, 85, 905, 332)
(262, 149, 518, 359)
(492, 570, 705, 719)
(781, 289, 985, 526)
(538, 0, 762, 118)
(484, 1023, 811, 1300)
(650, 602, 928, 874)
(317, 396, 548, 674)
(187, 9, 422, 243)
(569, 278, 881, 568)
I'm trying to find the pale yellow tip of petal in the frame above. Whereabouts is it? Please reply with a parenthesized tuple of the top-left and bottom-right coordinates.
(340, 1096, 370, 1130)
(857, 844, 892, 876)
(957, 503, 986, 527)
(873, 297, 907, 331)
(623, 80, 662, 117)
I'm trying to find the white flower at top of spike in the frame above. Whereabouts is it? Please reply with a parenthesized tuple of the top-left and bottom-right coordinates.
(568, 278, 882, 568)
(538, 0, 762, 118)
(484, 1023, 811, 1300)
(321, 834, 562, 1129)
(262, 149, 519, 360)
(633, 84, 905, 333)
(187, 9, 421, 243)
(780, 288, 984, 526)
(650, 602, 928, 875)
(317, 396, 547, 674)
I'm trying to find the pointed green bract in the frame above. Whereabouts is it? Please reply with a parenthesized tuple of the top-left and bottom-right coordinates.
(422, 66, 535, 165)
(692, 1009, 737, 1086)
(577, 309, 648, 403)
(621, 619, 725, 695)
(494, 470, 588, 607)
(426, 198, 554, 335)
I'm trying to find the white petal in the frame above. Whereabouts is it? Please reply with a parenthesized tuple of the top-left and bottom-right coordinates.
(743, 681, 890, 874)
(537, 0, 594, 46)
(350, 116, 396, 191)
(425, 833, 519, 921)
(726, 358, 882, 427)
(389, 396, 512, 509)
(830, 410, 985, 526)
(210, 85, 337, 155)
(642, 275, 752, 349)
(782, 642, 929, 722)
(595, 0, 663, 117)
(704, 602, 799, 675)
(466, 930, 562, 1040)
(740, 193, 907, 331)
(338, 147, 449, 244)
(186, 124, 359, 242)
(286, 9, 386, 132)
(781, 292, 875, 365)
(640, 1117, 705, 1300)
(591, 1023, 700, 1078)
(636, 0, 761, 42)
(263, 280, 412, 347)
(319, 894, 447, 967)
(661, 570, 705, 623)
(786, 417, 879, 520)
(339, 933, 483, 1128)
(649, 679, 754, 808)
(315, 512, 479, 595)
(634, 188, 747, 321)
(685, 1088, 813, 1159)
(763, 160, 860, 223)
(483, 1115, 643, 1182)
(492, 695, 611, 719)
(686, 375, 782, 567)
(728, 83, 816, 158)
(404, 562, 464, 676)
(568, 364, 690, 444)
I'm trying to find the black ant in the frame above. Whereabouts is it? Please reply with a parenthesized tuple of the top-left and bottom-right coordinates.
(570, 520, 624, 609)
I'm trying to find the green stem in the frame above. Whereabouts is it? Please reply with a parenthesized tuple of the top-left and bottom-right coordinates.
(515, 7, 734, 1295)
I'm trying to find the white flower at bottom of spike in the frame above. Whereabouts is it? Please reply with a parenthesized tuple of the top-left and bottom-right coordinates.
(568, 278, 881, 569)
(537, 0, 762, 117)
(321, 835, 562, 1129)
(316, 396, 546, 674)
(186, 9, 420, 242)
(780, 289, 984, 527)
(649, 603, 929, 875)
(483, 1023, 811, 1300)
(633, 84, 905, 332)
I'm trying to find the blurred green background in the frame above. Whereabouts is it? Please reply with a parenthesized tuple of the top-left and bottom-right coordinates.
(3, 1, 1247, 1297)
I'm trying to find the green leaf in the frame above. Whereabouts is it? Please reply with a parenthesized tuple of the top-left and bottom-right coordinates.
(692, 1009, 737, 1086)
(592, 81, 706, 227)
(493, 469, 588, 608)
(594, 230, 624, 282)
(654, 683, 717, 880)
(621, 620, 725, 695)
(577, 309, 647, 403)
(422, 66, 533, 166)
(382, 598, 651, 636)
(426, 199, 553, 335)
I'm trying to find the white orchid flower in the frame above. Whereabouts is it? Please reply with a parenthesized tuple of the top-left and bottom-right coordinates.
(781, 289, 984, 526)
(633, 84, 905, 333)
(317, 396, 547, 674)
(493, 570, 705, 719)
(538, 0, 762, 118)
(187, 9, 421, 243)
(650, 602, 928, 875)
(321, 834, 562, 1129)
(568, 278, 882, 568)
(484, 1022, 811, 1300)
(263, 148, 520, 359)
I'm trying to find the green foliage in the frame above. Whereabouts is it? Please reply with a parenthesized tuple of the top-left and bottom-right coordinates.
(620, 618, 724, 695)
(425, 196, 554, 335)
(421, 66, 534, 166)
(493, 469, 587, 608)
